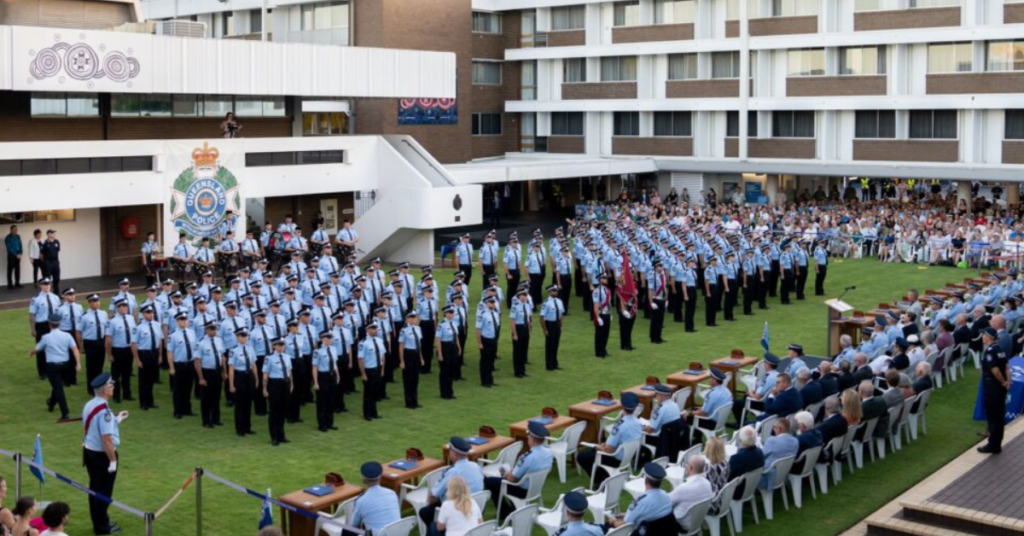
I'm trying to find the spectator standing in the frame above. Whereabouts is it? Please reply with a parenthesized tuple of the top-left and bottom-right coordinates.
(5, 225, 22, 289)
(28, 229, 42, 286)
(221, 112, 243, 138)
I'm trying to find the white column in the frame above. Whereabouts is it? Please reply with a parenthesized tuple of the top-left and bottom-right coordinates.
(766, 174, 779, 203)
(738, 0, 750, 160)
(957, 181, 972, 212)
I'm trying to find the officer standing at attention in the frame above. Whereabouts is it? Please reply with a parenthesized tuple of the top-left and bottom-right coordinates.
(648, 260, 668, 344)
(476, 296, 500, 388)
(723, 251, 738, 321)
(813, 239, 829, 296)
(82, 373, 127, 535)
(29, 313, 80, 420)
(132, 305, 163, 411)
(978, 327, 1011, 454)
(779, 241, 794, 305)
(358, 322, 385, 421)
(511, 289, 532, 379)
(313, 330, 340, 432)
(417, 286, 438, 375)
(108, 279, 138, 319)
(527, 241, 544, 306)
(106, 299, 137, 403)
(479, 232, 498, 290)
(541, 285, 565, 371)
(263, 338, 293, 446)
(450, 293, 469, 381)
(81, 294, 109, 394)
(504, 236, 522, 308)
(58, 288, 84, 386)
(592, 274, 612, 358)
(553, 492, 604, 535)
(166, 311, 197, 418)
(347, 462, 401, 535)
(29, 278, 62, 380)
(456, 234, 474, 286)
(484, 422, 554, 519)
(398, 311, 424, 409)
(196, 322, 225, 428)
(604, 463, 673, 532)
(228, 329, 257, 437)
(419, 437, 485, 529)
(703, 256, 719, 327)
(742, 249, 757, 316)
(577, 392, 642, 486)
(40, 229, 61, 294)
(436, 305, 460, 400)
(795, 241, 810, 300)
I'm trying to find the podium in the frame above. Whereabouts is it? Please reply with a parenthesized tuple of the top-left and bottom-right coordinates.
(825, 299, 854, 357)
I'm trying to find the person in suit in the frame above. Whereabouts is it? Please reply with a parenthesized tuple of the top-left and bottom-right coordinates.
(816, 361, 839, 398)
(901, 312, 920, 339)
(791, 411, 823, 474)
(796, 368, 823, 408)
(815, 397, 849, 447)
(852, 353, 875, 384)
(888, 338, 911, 372)
(836, 360, 857, 392)
(858, 380, 889, 442)
(913, 361, 933, 394)
(968, 306, 991, 353)
(757, 373, 803, 422)
(727, 426, 765, 499)
(991, 314, 1013, 357)
(952, 313, 971, 346)
(759, 418, 798, 490)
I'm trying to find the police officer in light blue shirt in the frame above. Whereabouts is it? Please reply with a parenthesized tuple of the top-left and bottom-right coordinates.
(264, 338, 292, 445)
(30, 313, 79, 419)
(350, 462, 401, 534)
(577, 392, 643, 486)
(167, 311, 198, 418)
(358, 322, 386, 421)
(685, 368, 732, 425)
(554, 492, 604, 536)
(419, 436, 485, 527)
(483, 421, 554, 517)
(606, 463, 672, 531)
(313, 330, 340, 432)
(81, 372, 124, 534)
(646, 384, 681, 435)
(784, 344, 808, 376)
(196, 321, 225, 427)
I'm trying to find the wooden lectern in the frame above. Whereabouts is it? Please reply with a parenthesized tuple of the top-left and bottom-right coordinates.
(825, 299, 854, 357)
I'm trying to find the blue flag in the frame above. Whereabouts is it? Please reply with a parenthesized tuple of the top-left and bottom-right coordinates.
(761, 322, 770, 353)
(30, 434, 44, 484)
(258, 490, 273, 530)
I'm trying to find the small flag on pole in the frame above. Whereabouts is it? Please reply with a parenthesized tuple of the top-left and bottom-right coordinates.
(30, 434, 44, 484)
(258, 489, 273, 530)
(761, 322, 770, 353)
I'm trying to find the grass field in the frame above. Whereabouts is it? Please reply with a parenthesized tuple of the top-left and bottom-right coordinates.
(0, 259, 989, 536)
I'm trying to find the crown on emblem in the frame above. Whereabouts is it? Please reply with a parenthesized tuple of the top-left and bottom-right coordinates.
(191, 142, 219, 167)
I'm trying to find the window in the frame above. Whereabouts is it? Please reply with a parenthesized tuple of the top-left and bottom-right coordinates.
(552, 112, 585, 135)
(301, 1, 348, 30)
(613, 1, 640, 26)
(0, 156, 151, 177)
(987, 41, 1024, 72)
(668, 54, 698, 80)
(727, 0, 760, 19)
(221, 11, 234, 36)
(613, 112, 640, 136)
(111, 95, 141, 117)
(787, 49, 825, 76)
(203, 95, 233, 117)
(472, 61, 503, 85)
(855, 110, 896, 138)
(302, 112, 350, 136)
(854, 0, 880, 11)
(30, 93, 100, 117)
(654, 0, 696, 24)
(551, 5, 586, 30)
(772, 0, 818, 16)
(564, 58, 587, 82)
(522, 61, 537, 100)
(928, 43, 973, 73)
(712, 51, 740, 79)
(472, 11, 502, 33)
(1006, 110, 1024, 140)
(727, 111, 758, 137)
(840, 46, 886, 75)
(249, 9, 262, 33)
(110, 95, 284, 118)
(772, 111, 815, 138)
(140, 94, 172, 117)
(654, 111, 692, 136)
(910, 110, 957, 139)
(0, 210, 76, 224)
(910, 0, 959, 7)
(600, 56, 637, 81)
(246, 151, 347, 167)
(172, 95, 199, 116)
(472, 113, 503, 135)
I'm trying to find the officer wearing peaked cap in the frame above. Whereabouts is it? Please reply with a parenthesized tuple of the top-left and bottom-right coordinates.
(605, 462, 674, 533)
(358, 322, 386, 421)
(29, 312, 80, 420)
(436, 305, 460, 400)
(541, 284, 565, 371)
(577, 392, 642, 487)
(312, 330, 340, 432)
(398, 310, 424, 408)
(228, 327, 257, 437)
(196, 321, 225, 428)
(553, 491, 604, 535)
(348, 462, 400, 535)
(484, 421, 554, 519)
(420, 436, 485, 528)
(263, 338, 292, 446)
(81, 372, 126, 535)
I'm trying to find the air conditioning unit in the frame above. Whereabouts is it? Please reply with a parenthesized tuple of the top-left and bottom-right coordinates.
(155, 20, 208, 38)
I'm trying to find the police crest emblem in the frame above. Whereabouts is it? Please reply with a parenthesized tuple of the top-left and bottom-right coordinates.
(169, 142, 240, 239)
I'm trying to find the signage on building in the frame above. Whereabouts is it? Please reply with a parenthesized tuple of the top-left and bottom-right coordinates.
(398, 98, 458, 125)
(13, 27, 151, 93)
(168, 142, 241, 240)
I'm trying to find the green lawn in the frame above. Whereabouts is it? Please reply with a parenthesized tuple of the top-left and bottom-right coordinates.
(0, 259, 987, 536)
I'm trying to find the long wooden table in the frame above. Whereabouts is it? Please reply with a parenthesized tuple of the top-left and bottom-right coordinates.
(709, 356, 759, 393)
(379, 457, 446, 494)
(278, 482, 363, 536)
(441, 434, 515, 462)
(509, 415, 578, 443)
(569, 399, 623, 444)
(666, 370, 710, 408)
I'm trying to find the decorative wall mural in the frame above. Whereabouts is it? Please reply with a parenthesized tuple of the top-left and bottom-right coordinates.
(398, 98, 458, 125)
(28, 33, 141, 88)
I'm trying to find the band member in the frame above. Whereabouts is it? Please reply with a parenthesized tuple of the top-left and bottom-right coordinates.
(312, 330, 340, 432)
(217, 230, 240, 280)
(141, 232, 161, 288)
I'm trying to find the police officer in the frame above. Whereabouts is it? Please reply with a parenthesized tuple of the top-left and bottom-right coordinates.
(196, 321, 225, 428)
(419, 437, 485, 528)
(435, 306, 459, 400)
(504, 236, 522, 308)
(313, 330, 340, 432)
(82, 373, 126, 535)
(81, 294, 109, 394)
(643, 384, 684, 462)
(263, 338, 292, 446)
(795, 240, 810, 300)
(723, 251, 738, 321)
(732, 352, 779, 425)
(979, 327, 1011, 454)
(683, 368, 732, 427)
(476, 296, 501, 388)
(779, 241, 794, 305)
(106, 299, 136, 403)
(455, 233, 474, 286)
(228, 329, 258, 437)
(541, 285, 565, 371)
(40, 229, 61, 294)
(604, 463, 674, 533)
(133, 305, 163, 411)
(58, 288, 84, 386)
(167, 311, 197, 418)
(358, 322, 385, 421)
(649, 260, 668, 344)
(742, 248, 758, 316)
(484, 422, 554, 519)
(331, 311, 354, 412)
(451, 293, 469, 381)
(479, 232, 499, 290)
(592, 274, 612, 358)
(29, 313, 79, 420)
(418, 286, 438, 375)
(397, 311, 424, 408)
(511, 289, 532, 379)
(814, 239, 829, 296)
(703, 256, 719, 327)
(682, 258, 698, 333)
(29, 278, 61, 380)
(553, 492, 603, 535)
(527, 241, 544, 306)
(347, 462, 401, 536)
(577, 392, 642, 486)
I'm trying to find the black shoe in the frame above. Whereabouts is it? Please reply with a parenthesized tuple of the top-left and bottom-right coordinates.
(59, 414, 70, 421)
(106, 523, 123, 534)
(977, 445, 1002, 454)
(123, 396, 135, 401)
(246, 430, 257, 435)
(330, 425, 338, 430)
(214, 421, 224, 426)
(320, 427, 328, 432)
(150, 405, 160, 410)
(373, 415, 382, 419)
(203, 424, 214, 429)
(272, 440, 280, 446)
(365, 417, 374, 422)
(47, 398, 55, 413)
(174, 414, 182, 419)
(238, 432, 246, 437)
(113, 397, 121, 404)
(281, 438, 291, 443)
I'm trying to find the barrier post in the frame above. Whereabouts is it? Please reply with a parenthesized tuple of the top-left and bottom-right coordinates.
(195, 467, 203, 536)
(13, 452, 21, 499)
(145, 512, 154, 536)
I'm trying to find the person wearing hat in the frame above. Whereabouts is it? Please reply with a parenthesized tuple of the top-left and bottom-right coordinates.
(779, 241, 795, 305)
(29, 312, 80, 420)
(784, 344, 808, 377)
(194, 321, 225, 428)
(333, 218, 359, 261)
(479, 233, 499, 291)
(106, 299, 137, 403)
(39, 229, 62, 295)
(398, 311, 424, 408)
(605, 462, 675, 533)
(812, 239, 829, 296)
(649, 260, 669, 344)
(372, 306, 394, 401)
(449, 293, 469, 381)
(552, 491, 603, 535)
(503, 237, 522, 309)
(291, 310, 318, 419)
(28, 278, 63, 380)
(476, 296, 501, 388)
(358, 322, 386, 421)
(510, 289, 532, 379)
(80, 294, 110, 393)
(979, 326, 1011, 454)
(191, 238, 216, 283)
(106, 279, 138, 319)
(380, 292, 403, 385)
(311, 330, 340, 432)
(643, 384, 685, 461)
(264, 338, 293, 445)
(419, 437, 485, 528)
(167, 311, 198, 418)
(723, 250, 739, 321)
(436, 305, 461, 399)
(540, 284, 565, 371)
(577, 391, 643, 486)
(703, 255, 720, 327)
(343, 462, 400, 535)
(617, 270, 638, 353)
(139, 286, 168, 384)
(416, 284, 438, 376)
(592, 273, 612, 358)
(81, 373, 128, 534)
(526, 241, 545, 306)
(454, 233, 475, 287)
(226, 327, 258, 436)
(888, 337, 911, 372)
(553, 244, 573, 314)
(732, 352, 780, 424)
(133, 305, 163, 411)
(484, 421, 554, 519)
(56, 287, 84, 386)
(684, 368, 732, 426)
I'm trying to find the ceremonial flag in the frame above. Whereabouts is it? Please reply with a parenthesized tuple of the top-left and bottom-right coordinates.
(30, 434, 44, 484)
(761, 322, 770, 353)
(619, 249, 637, 303)
(258, 489, 273, 529)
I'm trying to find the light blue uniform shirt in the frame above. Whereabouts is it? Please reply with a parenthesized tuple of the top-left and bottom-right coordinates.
(623, 488, 673, 525)
(29, 292, 61, 323)
(350, 485, 400, 534)
(592, 286, 611, 315)
(264, 352, 292, 379)
(399, 325, 422, 351)
(229, 346, 255, 373)
(197, 336, 223, 369)
(417, 298, 438, 323)
(133, 320, 163, 351)
(786, 358, 808, 377)
(702, 385, 733, 423)
(220, 316, 246, 351)
(756, 370, 779, 398)
(649, 399, 681, 433)
(480, 242, 498, 266)
(82, 396, 120, 451)
(59, 302, 84, 332)
(250, 323, 274, 356)
(108, 314, 137, 348)
(504, 246, 522, 271)
(358, 337, 385, 368)
(477, 307, 500, 338)
(541, 297, 564, 322)
(36, 330, 76, 363)
(168, 329, 199, 364)
(108, 292, 138, 317)
(431, 459, 484, 501)
(438, 319, 458, 342)
(554, 521, 604, 535)
(527, 250, 543, 274)
(455, 242, 474, 265)
(313, 345, 337, 373)
(511, 300, 532, 326)
(80, 308, 109, 341)
(607, 415, 643, 460)
(510, 445, 554, 488)
(814, 247, 828, 265)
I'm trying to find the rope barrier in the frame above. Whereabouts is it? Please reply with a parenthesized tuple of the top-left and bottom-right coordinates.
(21, 458, 147, 518)
(153, 471, 197, 520)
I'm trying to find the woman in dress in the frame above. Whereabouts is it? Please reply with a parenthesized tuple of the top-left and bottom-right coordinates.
(703, 437, 730, 512)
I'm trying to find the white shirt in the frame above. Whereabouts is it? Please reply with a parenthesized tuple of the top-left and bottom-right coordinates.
(29, 238, 41, 260)
(41, 530, 70, 536)
(437, 500, 482, 536)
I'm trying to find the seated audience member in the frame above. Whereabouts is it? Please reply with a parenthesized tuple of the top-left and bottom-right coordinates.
(898, 372, 916, 400)
(913, 361, 933, 394)
(841, 389, 863, 427)
(858, 380, 889, 441)
(837, 359, 857, 392)
(796, 368, 823, 408)
(11, 496, 40, 536)
(760, 418, 799, 490)
(557, 492, 604, 535)
(757, 373, 803, 422)
(670, 455, 714, 532)
(815, 397, 849, 457)
(816, 361, 839, 398)
(432, 476, 483, 536)
(795, 411, 823, 456)
(39, 502, 70, 536)
(703, 437, 730, 512)
(727, 426, 765, 499)
(935, 319, 955, 352)
(853, 353, 875, 383)
(351, 462, 401, 534)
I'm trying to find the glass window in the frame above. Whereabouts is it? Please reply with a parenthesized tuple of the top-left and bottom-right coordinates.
(30, 93, 67, 117)
(111, 94, 141, 117)
(910, 0, 959, 7)
(90, 158, 122, 173)
(0, 210, 75, 223)
(249, 9, 262, 33)
(172, 95, 199, 116)
(854, 110, 896, 138)
(654, 0, 696, 23)
(21, 160, 57, 175)
(472, 113, 503, 135)
(551, 5, 586, 30)
(613, 112, 640, 136)
(668, 54, 698, 80)
(600, 56, 638, 81)
(726, 111, 758, 137)
(263, 97, 286, 117)
(654, 111, 692, 136)
(727, 0, 760, 19)
(472, 61, 503, 85)
(854, 0, 880, 11)
(772, 0, 819, 16)
(910, 110, 958, 139)
(613, 1, 640, 26)
(221, 11, 234, 36)
(1006, 110, 1024, 140)
(234, 96, 265, 117)
(928, 43, 973, 73)
(521, 61, 537, 100)
(140, 94, 172, 117)
(987, 41, 1024, 72)
(840, 46, 886, 75)
(712, 51, 740, 79)
(202, 95, 234, 117)
(772, 111, 815, 138)
(302, 1, 348, 30)
(563, 58, 587, 82)
(787, 49, 825, 76)
(57, 158, 90, 175)
(552, 112, 585, 135)
(68, 93, 99, 116)
(472, 11, 502, 33)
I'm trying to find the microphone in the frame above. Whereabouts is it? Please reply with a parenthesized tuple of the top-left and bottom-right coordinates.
(844, 285, 857, 291)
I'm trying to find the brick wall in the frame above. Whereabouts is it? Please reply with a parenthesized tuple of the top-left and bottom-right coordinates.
(926, 72, 1024, 95)
(0, 92, 104, 141)
(107, 118, 293, 140)
(853, 140, 959, 163)
(612, 23, 693, 43)
(1, 0, 134, 29)
(547, 29, 585, 47)
(725, 138, 739, 158)
(1002, 141, 1024, 165)
(854, 7, 959, 31)
(562, 82, 638, 100)
(1007, 3, 1024, 24)
(749, 138, 816, 159)
(748, 16, 817, 36)
(264, 193, 355, 231)
(548, 136, 585, 154)
(726, 20, 740, 38)
(100, 205, 159, 276)
(612, 137, 693, 156)
(787, 75, 886, 97)
(666, 79, 739, 98)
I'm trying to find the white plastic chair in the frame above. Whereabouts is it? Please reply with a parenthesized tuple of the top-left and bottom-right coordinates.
(679, 498, 713, 536)
(314, 496, 357, 536)
(758, 455, 794, 520)
(907, 389, 931, 441)
(815, 437, 843, 494)
(756, 415, 777, 446)
(377, 516, 417, 536)
(691, 405, 732, 444)
(704, 477, 741, 536)
(586, 439, 640, 490)
(463, 520, 498, 536)
(896, 396, 916, 447)
(497, 466, 552, 520)
(837, 424, 859, 479)
(585, 471, 628, 522)
(730, 467, 764, 532)
(787, 446, 822, 508)
(534, 489, 582, 536)
(804, 401, 825, 424)
(495, 503, 538, 536)
(851, 418, 878, 469)
(546, 420, 586, 484)
(739, 361, 765, 394)
(471, 490, 490, 516)
(399, 466, 445, 536)
(605, 524, 635, 536)
(625, 456, 669, 500)
(480, 441, 524, 478)
(673, 386, 693, 411)
(666, 445, 702, 489)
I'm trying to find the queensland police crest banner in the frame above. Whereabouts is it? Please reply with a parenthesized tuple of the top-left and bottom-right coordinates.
(165, 140, 244, 245)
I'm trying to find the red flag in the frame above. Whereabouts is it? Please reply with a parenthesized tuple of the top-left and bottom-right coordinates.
(619, 249, 637, 303)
